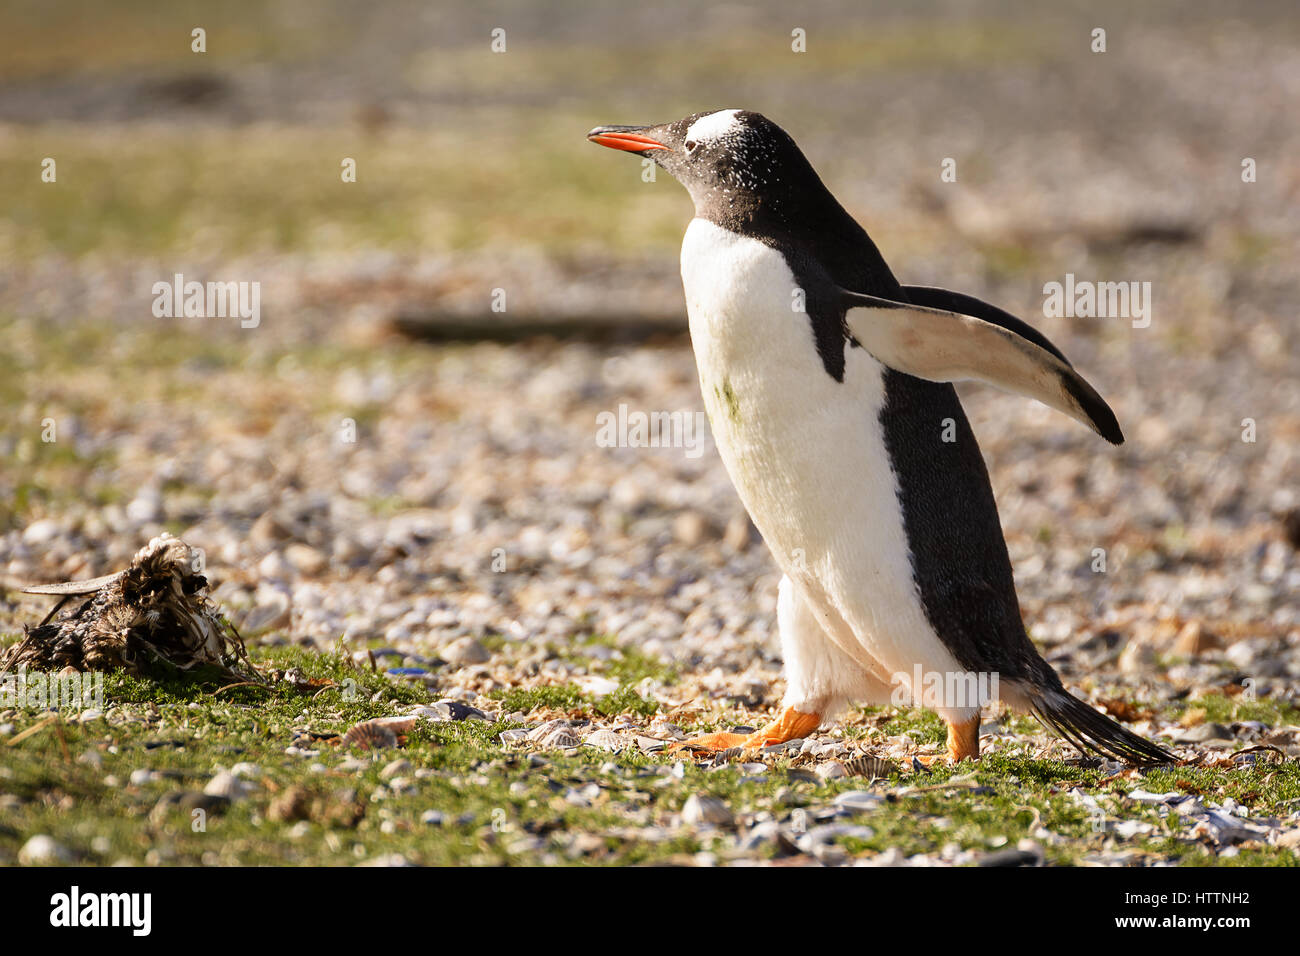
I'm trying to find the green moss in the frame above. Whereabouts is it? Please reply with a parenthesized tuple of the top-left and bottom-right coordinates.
(492, 684, 586, 713)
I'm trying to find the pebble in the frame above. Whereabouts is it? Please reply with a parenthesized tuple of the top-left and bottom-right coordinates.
(443, 637, 491, 666)
(21, 519, 63, 546)
(1173, 621, 1220, 655)
(1118, 641, 1156, 676)
(428, 700, 489, 721)
(978, 842, 1044, 867)
(204, 771, 256, 800)
(797, 823, 875, 854)
(1177, 723, 1234, 743)
(150, 791, 230, 823)
(575, 675, 620, 696)
(285, 544, 328, 575)
(681, 794, 734, 827)
(738, 821, 799, 854)
(565, 783, 602, 806)
(19, 835, 72, 864)
(833, 790, 884, 813)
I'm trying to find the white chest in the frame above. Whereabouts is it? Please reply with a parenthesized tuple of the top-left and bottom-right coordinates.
(679, 217, 894, 538)
(678, 218, 961, 681)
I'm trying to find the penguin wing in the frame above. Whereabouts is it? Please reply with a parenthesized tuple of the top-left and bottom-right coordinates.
(840, 288, 1124, 444)
(898, 285, 1071, 364)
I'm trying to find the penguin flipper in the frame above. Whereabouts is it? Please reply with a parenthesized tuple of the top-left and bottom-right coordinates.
(897, 285, 1071, 365)
(840, 289, 1124, 444)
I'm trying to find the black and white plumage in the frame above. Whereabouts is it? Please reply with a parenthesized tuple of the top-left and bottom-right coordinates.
(588, 109, 1172, 765)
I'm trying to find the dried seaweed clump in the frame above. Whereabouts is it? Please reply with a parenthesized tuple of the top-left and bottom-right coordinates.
(1, 533, 253, 680)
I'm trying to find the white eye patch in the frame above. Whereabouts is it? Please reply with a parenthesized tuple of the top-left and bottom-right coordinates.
(684, 109, 743, 144)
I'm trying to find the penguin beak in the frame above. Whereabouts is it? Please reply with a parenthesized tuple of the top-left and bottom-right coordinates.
(587, 126, 670, 152)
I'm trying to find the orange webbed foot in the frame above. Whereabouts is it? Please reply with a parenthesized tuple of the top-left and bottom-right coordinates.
(669, 706, 822, 757)
(666, 731, 753, 755)
(945, 715, 981, 763)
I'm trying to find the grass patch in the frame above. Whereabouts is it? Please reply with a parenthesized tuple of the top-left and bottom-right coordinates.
(0, 120, 689, 262)
(2, 642, 1297, 866)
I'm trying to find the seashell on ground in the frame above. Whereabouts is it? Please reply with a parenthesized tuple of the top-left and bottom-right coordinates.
(538, 727, 583, 749)
(584, 729, 632, 752)
(342, 720, 399, 750)
(843, 755, 898, 779)
(527, 719, 571, 743)
(370, 716, 420, 733)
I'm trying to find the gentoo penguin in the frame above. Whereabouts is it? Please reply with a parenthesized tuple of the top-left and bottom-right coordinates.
(588, 109, 1173, 765)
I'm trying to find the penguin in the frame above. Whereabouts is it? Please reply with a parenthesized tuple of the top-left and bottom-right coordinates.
(587, 109, 1173, 765)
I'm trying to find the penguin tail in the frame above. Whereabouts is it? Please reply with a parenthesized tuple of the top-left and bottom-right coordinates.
(1025, 687, 1176, 766)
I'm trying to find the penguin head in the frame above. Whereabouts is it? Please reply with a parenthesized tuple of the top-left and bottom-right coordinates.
(588, 109, 821, 223)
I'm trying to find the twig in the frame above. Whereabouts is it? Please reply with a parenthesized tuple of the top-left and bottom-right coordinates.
(1229, 744, 1286, 762)
(38, 595, 72, 628)
(209, 681, 271, 697)
(53, 714, 72, 763)
(5, 715, 58, 747)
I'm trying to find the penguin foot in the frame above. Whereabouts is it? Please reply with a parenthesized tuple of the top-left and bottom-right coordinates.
(670, 706, 822, 755)
(945, 715, 981, 763)
(668, 731, 753, 754)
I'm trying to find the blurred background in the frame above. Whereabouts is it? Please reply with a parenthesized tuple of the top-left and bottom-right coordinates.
(1, 0, 1297, 686)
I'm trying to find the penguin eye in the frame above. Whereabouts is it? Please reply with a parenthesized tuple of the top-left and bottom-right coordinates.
(684, 140, 699, 154)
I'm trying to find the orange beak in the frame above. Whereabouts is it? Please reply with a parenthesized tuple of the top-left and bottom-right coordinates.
(587, 128, 670, 152)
